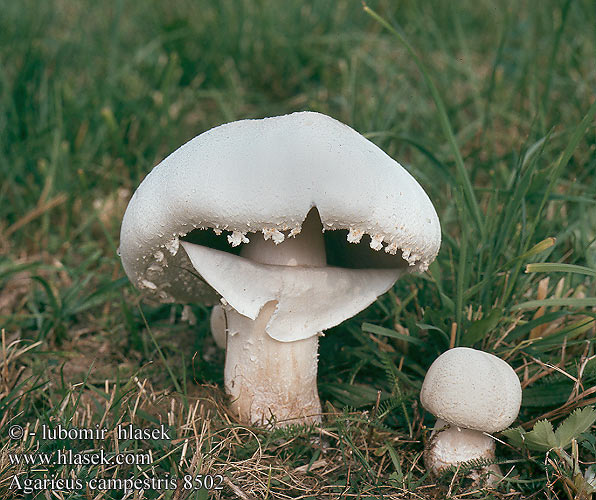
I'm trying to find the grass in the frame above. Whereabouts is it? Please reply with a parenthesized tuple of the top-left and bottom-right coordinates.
(1, 0, 595, 498)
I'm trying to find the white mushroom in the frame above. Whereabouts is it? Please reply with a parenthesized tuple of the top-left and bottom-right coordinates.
(120, 111, 441, 426)
(420, 347, 522, 480)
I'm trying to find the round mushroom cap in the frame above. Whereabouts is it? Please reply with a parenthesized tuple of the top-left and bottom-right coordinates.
(420, 347, 522, 433)
(119, 112, 441, 306)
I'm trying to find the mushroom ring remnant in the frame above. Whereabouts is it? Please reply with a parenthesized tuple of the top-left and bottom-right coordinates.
(420, 347, 522, 480)
(120, 111, 441, 426)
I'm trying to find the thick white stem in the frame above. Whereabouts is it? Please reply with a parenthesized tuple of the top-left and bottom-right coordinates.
(225, 303, 321, 425)
(224, 209, 325, 425)
(425, 419, 501, 483)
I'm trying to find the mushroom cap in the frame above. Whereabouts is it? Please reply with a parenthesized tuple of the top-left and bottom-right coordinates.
(420, 347, 522, 433)
(119, 111, 441, 305)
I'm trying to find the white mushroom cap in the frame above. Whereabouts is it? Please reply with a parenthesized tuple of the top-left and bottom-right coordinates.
(420, 347, 522, 433)
(119, 111, 441, 306)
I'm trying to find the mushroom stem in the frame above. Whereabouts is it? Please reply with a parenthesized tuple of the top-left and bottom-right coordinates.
(224, 209, 326, 425)
(225, 303, 321, 425)
(240, 208, 327, 267)
(425, 419, 501, 483)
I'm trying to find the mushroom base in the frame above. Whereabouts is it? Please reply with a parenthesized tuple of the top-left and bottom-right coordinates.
(425, 419, 501, 484)
(224, 302, 321, 426)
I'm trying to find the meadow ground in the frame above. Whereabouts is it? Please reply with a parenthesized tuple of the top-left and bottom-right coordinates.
(1, 1, 596, 498)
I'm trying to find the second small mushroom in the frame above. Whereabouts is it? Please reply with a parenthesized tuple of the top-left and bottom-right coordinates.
(420, 347, 522, 481)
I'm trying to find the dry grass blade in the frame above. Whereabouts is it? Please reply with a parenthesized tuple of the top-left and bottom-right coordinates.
(2, 194, 67, 239)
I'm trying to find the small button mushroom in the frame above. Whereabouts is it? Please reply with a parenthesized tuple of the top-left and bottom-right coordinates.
(420, 347, 522, 482)
(120, 112, 441, 426)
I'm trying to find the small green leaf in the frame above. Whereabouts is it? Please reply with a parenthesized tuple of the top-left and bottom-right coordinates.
(461, 308, 502, 345)
(524, 420, 558, 451)
(555, 407, 596, 449)
(502, 427, 526, 448)
(385, 443, 403, 481)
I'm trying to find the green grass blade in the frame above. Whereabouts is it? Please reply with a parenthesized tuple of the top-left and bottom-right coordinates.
(502, 238, 557, 270)
(526, 263, 596, 278)
(362, 323, 424, 345)
(138, 305, 184, 396)
(512, 298, 596, 311)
